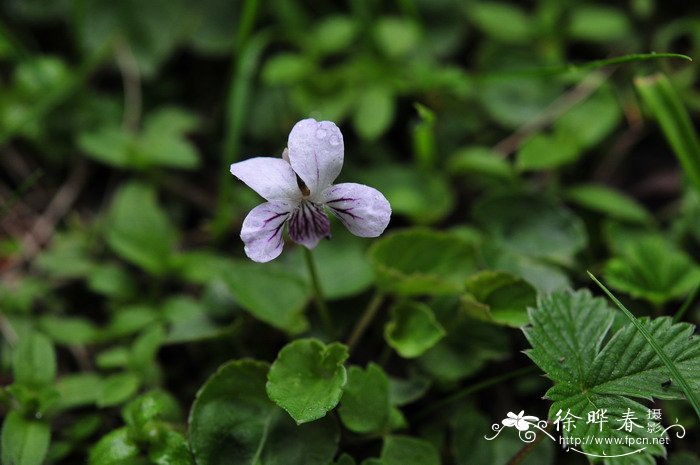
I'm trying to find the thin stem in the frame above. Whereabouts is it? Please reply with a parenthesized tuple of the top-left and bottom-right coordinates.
(346, 292, 385, 353)
(303, 247, 333, 337)
(412, 366, 538, 422)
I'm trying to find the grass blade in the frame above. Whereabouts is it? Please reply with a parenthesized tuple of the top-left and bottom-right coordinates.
(588, 271, 700, 421)
(635, 72, 700, 195)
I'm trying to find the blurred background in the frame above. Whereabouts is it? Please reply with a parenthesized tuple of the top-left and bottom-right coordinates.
(1, 0, 700, 463)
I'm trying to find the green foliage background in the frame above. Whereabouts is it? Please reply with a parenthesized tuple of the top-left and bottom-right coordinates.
(2, 0, 700, 464)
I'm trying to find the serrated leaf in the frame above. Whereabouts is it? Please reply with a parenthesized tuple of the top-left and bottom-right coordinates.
(384, 301, 445, 358)
(266, 339, 348, 424)
(338, 364, 390, 434)
(524, 289, 700, 462)
(189, 360, 339, 465)
(369, 229, 478, 296)
(603, 236, 700, 306)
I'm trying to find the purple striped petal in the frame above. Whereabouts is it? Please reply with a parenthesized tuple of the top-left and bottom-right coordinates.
(230, 157, 301, 202)
(288, 201, 331, 249)
(241, 201, 295, 262)
(287, 119, 344, 200)
(321, 183, 391, 237)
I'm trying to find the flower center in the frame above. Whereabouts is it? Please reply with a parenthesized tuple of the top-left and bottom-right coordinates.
(296, 175, 311, 198)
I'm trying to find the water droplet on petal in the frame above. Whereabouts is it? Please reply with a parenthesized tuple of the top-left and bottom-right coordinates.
(329, 135, 340, 146)
(316, 129, 327, 139)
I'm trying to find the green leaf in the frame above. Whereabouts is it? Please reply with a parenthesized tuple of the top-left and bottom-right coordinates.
(567, 6, 632, 42)
(77, 126, 135, 168)
(1, 412, 50, 465)
(338, 364, 391, 434)
(467, 2, 532, 43)
(35, 231, 95, 278)
(222, 260, 310, 334)
(554, 86, 622, 150)
(123, 390, 181, 430)
(148, 429, 194, 465)
(357, 165, 455, 224)
(448, 146, 515, 180)
(137, 107, 200, 169)
(96, 373, 140, 408)
(162, 296, 223, 343)
(353, 86, 394, 140)
(312, 16, 357, 55)
(635, 73, 700, 196)
(333, 454, 357, 465)
(524, 289, 700, 461)
(385, 301, 445, 358)
(55, 374, 103, 410)
(369, 229, 478, 296)
(474, 192, 587, 264)
(266, 339, 348, 424)
(262, 53, 313, 85)
(106, 182, 177, 275)
(461, 270, 536, 327)
(88, 427, 142, 465)
(189, 360, 339, 465)
(603, 236, 700, 306)
(450, 406, 494, 464)
(380, 436, 440, 465)
(38, 316, 100, 345)
(565, 184, 651, 224)
(13, 331, 56, 388)
(515, 132, 581, 171)
(373, 17, 421, 57)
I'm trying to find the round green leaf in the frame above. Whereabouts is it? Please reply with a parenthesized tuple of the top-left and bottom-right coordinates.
(385, 301, 445, 358)
(189, 360, 339, 465)
(338, 364, 390, 434)
(266, 339, 349, 424)
(369, 229, 478, 296)
(1, 411, 50, 465)
(380, 435, 440, 465)
(461, 270, 536, 327)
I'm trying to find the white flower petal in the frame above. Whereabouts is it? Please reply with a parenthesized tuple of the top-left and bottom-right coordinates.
(502, 419, 517, 427)
(288, 201, 331, 249)
(287, 118, 344, 199)
(321, 183, 391, 237)
(230, 157, 301, 202)
(515, 419, 531, 431)
(241, 201, 295, 262)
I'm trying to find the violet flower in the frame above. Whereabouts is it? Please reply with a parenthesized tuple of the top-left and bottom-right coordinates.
(230, 118, 391, 262)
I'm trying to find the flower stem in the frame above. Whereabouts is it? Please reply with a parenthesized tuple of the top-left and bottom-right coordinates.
(346, 291, 385, 353)
(303, 247, 334, 337)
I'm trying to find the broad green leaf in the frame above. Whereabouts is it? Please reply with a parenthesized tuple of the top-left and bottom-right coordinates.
(35, 231, 95, 278)
(262, 54, 313, 85)
(13, 331, 56, 388)
(1, 411, 51, 465)
(38, 316, 100, 345)
(266, 339, 348, 424)
(385, 301, 445, 358)
(635, 73, 700, 195)
(369, 229, 478, 295)
(565, 184, 651, 224)
(353, 86, 394, 140)
(96, 373, 140, 408)
(447, 146, 515, 180)
(106, 182, 177, 275)
(474, 192, 587, 264)
(162, 296, 223, 343)
(148, 430, 194, 465)
(87, 263, 137, 298)
(388, 373, 431, 406)
(88, 427, 142, 465)
(373, 17, 421, 57)
(380, 436, 440, 465)
(223, 260, 310, 334)
(567, 6, 632, 42)
(357, 165, 455, 224)
(77, 127, 134, 168)
(287, 228, 374, 300)
(130, 325, 166, 373)
(604, 236, 700, 306)
(55, 374, 103, 410)
(467, 2, 532, 43)
(516, 132, 581, 171)
(123, 390, 181, 430)
(418, 315, 508, 383)
(554, 86, 622, 150)
(524, 289, 700, 462)
(312, 16, 358, 55)
(189, 360, 339, 465)
(186, 0, 240, 54)
(461, 270, 536, 327)
(338, 364, 391, 434)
